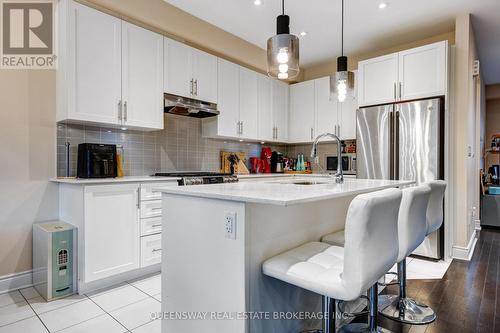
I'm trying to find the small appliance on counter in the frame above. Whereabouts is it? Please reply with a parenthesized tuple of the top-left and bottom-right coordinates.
(326, 155, 357, 175)
(271, 151, 284, 173)
(77, 143, 117, 178)
(261, 147, 272, 173)
(154, 172, 238, 186)
(489, 165, 499, 185)
(33, 221, 76, 301)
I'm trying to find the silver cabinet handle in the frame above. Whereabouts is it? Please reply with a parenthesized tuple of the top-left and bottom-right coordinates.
(310, 128, 314, 140)
(151, 207, 162, 211)
(399, 82, 403, 99)
(194, 79, 198, 96)
(240, 121, 243, 135)
(151, 224, 162, 228)
(236, 121, 240, 135)
(275, 127, 278, 140)
(152, 248, 162, 253)
(136, 188, 140, 208)
(118, 100, 122, 122)
(338, 125, 341, 138)
(190, 79, 194, 95)
(123, 101, 128, 122)
(394, 82, 397, 100)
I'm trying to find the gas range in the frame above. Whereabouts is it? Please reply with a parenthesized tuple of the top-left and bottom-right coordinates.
(154, 172, 239, 186)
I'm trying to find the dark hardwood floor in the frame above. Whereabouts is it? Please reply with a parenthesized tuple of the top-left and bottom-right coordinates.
(374, 228, 500, 333)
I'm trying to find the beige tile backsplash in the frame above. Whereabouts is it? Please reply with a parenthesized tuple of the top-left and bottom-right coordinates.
(57, 114, 345, 177)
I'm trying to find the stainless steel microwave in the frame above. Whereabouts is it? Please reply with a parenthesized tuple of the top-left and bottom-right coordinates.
(326, 155, 356, 174)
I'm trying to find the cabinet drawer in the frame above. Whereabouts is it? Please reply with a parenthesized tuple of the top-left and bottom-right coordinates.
(140, 200, 162, 218)
(141, 234, 162, 267)
(141, 217, 162, 236)
(140, 182, 178, 201)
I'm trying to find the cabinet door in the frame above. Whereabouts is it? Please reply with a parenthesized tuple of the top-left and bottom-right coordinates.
(122, 22, 164, 130)
(71, 2, 121, 125)
(216, 58, 240, 137)
(84, 184, 140, 282)
(257, 75, 274, 142)
(239, 67, 259, 140)
(272, 80, 289, 142)
(398, 41, 447, 101)
(338, 70, 358, 140)
(357, 53, 398, 107)
(164, 38, 193, 98)
(192, 49, 218, 104)
(289, 81, 315, 143)
(315, 76, 339, 140)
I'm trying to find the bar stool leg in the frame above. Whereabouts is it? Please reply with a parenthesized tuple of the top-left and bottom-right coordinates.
(301, 296, 336, 333)
(378, 258, 437, 325)
(338, 283, 394, 333)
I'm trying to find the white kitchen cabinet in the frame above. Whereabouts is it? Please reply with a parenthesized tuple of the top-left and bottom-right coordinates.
(357, 41, 448, 107)
(289, 80, 316, 143)
(164, 38, 218, 104)
(258, 75, 274, 142)
(315, 76, 339, 138)
(192, 49, 218, 104)
(357, 53, 399, 107)
(239, 67, 259, 140)
(57, 2, 164, 130)
(122, 22, 164, 130)
(60, 1, 122, 126)
(398, 41, 447, 101)
(141, 234, 162, 267)
(272, 80, 289, 142)
(83, 184, 140, 283)
(338, 96, 357, 140)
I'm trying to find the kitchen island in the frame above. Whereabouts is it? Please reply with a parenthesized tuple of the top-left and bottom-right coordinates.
(157, 177, 413, 333)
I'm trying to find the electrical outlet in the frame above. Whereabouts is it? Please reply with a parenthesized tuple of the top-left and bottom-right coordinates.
(225, 212, 237, 240)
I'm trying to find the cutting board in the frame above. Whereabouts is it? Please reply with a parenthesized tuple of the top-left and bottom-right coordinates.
(220, 151, 249, 175)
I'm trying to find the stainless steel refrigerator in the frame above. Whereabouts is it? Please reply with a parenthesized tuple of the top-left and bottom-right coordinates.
(357, 97, 444, 259)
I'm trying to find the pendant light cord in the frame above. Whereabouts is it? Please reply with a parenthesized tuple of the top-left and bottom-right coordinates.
(282, 0, 285, 15)
(341, 0, 344, 56)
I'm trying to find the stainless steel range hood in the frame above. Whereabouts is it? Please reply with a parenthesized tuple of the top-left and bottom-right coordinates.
(164, 93, 219, 118)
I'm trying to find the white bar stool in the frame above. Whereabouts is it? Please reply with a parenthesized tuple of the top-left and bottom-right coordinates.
(263, 188, 402, 333)
(425, 180, 447, 236)
(378, 185, 435, 325)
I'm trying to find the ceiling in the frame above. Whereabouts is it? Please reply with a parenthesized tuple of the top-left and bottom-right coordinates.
(165, 0, 500, 84)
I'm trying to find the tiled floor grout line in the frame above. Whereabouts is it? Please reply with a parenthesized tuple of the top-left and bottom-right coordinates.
(126, 280, 161, 300)
(17, 289, 50, 333)
(86, 296, 133, 333)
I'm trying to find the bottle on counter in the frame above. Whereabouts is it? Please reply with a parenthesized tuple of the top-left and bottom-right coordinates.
(116, 145, 124, 177)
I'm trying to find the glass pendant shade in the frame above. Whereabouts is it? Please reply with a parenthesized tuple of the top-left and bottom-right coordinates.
(331, 56, 354, 102)
(267, 14, 300, 80)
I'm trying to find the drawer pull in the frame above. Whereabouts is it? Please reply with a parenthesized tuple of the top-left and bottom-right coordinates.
(151, 207, 162, 211)
(152, 248, 162, 253)
(151, 224, 162, 228)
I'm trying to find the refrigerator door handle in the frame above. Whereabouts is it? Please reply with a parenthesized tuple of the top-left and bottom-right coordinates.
(395, 110, 400, 180)
(389, 110, 395, 180)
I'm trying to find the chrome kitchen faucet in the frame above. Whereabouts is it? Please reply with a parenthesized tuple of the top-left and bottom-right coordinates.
(311, 133, 344, 184)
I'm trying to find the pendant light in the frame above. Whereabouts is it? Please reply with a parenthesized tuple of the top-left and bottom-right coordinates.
(267, 0, 300, 80)
(331, 0, 354, 102)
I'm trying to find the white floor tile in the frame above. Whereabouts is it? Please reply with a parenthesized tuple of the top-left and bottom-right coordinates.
(0, 291, 24, 307)
(152, 293, 161, 302)
(58, 314, 126, 333)
(0, 300, 35, 327)
(19, 287, 41, 300)
(89, 284, 149, 312)
(110, 297, 160, 330)
(130, 275, 161, 296)
(406, 258, 451, 280)
(39, 299, 104, 332)
(0, 316, 47, 333)
(132, 319, 161, 333)
(28, 294, 88, 315)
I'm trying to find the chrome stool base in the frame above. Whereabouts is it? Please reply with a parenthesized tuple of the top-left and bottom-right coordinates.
(378, 294, 436, 325)
(338, 323, 395, 333)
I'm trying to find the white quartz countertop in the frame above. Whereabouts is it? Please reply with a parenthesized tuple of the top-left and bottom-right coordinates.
(157, 178, 414, 206)
(50, 176, 180, 184)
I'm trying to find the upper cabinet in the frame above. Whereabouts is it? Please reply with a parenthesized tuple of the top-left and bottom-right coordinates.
(258, 75, 274, 142)
(357, 41, 448, 107)
(239, 67, 259, 140)
(164, 38, 218, 104)
(272, 80, 289, 142)
(57, 1, 164, 130)
(289, 74, 357, 143)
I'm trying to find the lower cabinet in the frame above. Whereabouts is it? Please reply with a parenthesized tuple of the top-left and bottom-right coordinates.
(83, 184, 140, 283)
(59, 180, 176, 293)
(141, 234, 162, 267)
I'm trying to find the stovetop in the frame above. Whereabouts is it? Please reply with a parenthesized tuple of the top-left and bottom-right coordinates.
(154, 172, 231, 177)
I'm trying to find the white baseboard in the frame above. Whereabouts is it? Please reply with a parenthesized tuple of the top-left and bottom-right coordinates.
(0, 270, 33, 294)
(475, 219, 482, 231)
(452, 230, 478, 260)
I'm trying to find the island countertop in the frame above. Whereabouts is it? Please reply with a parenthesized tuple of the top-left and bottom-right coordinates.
(156, 177, 414, 206)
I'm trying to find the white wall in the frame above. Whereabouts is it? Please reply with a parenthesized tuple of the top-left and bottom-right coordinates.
(0, 70, 59, 278)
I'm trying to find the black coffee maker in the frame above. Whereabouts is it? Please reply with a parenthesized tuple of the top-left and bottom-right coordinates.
(271, 152, 284, 173)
